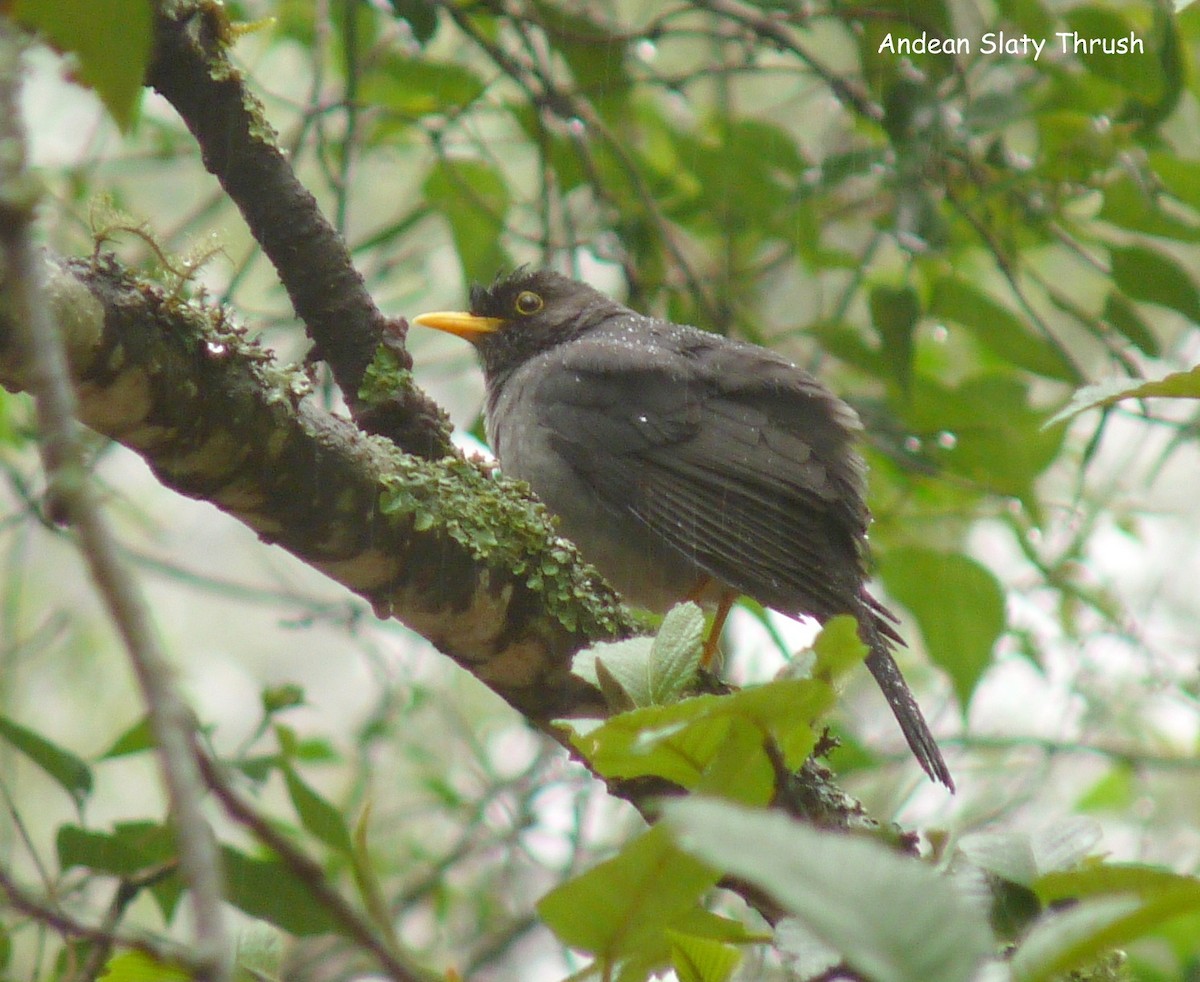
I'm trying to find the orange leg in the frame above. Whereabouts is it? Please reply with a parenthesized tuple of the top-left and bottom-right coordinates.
(693, 587, 737, 669)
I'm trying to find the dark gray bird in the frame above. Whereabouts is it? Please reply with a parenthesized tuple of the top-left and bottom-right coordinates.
(413, 269, 952, 789)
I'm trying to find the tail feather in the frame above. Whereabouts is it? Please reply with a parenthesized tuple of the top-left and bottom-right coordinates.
(859, 597, 954, 791)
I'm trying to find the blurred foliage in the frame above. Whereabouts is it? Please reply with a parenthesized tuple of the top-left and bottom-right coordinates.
(6, 0, 1200, 979)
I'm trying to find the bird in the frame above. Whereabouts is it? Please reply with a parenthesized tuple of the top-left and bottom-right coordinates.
(411, 268, 953, 789)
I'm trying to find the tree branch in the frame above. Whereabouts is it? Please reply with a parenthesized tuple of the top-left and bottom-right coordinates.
(145, 1, 451, 457)
(0, 254, 628, 725)
(0, 866, 196, 974)
(0, 21, 231, 982)
(197, 750, 430, 982)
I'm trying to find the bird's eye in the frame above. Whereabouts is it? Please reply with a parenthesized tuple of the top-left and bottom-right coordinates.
(514, 291, 543, 315)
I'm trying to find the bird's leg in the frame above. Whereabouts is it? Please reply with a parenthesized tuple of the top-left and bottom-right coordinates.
(692, 587, 737, 669)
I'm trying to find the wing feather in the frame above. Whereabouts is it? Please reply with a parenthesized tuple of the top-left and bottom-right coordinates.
(536, 331, 870, 619)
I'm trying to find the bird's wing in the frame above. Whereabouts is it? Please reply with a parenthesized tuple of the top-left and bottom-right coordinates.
(535, 333, 870, 617)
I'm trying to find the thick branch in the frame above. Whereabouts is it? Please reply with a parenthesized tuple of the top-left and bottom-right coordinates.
(145, 1, 451, 457)
(0, 254, 628, 724)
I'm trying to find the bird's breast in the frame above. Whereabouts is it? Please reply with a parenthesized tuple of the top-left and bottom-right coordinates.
(485, 359, 706, 611)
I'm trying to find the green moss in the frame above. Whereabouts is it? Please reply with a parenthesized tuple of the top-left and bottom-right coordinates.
(1055, 951, 1129, 982)
(358, 344, 413, 407)
(377, 452, 627, 638)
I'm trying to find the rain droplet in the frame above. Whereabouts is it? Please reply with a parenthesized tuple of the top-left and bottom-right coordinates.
(634, 39, 657, 62)
(903, 435, 922, 453)
(567, 117, 586, 137)
(936, 430, 957, 450)
(931, 323, 948, 342)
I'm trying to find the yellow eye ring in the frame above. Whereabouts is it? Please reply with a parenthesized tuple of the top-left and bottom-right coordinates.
(514, 290, 544, 315)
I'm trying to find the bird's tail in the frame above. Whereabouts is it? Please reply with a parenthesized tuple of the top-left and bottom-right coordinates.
(859, 598, 955, 791)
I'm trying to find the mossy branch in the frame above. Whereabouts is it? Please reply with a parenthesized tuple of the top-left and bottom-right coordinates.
(0, 254, 630, 723)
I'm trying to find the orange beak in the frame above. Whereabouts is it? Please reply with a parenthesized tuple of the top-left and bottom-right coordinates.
(412, 311, 504, 343)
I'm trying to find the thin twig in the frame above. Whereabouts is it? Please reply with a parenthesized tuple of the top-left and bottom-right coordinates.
(196, 750, 431, 982)
(0, 22, 231, 982)
(73, 865, 180, 982)
(0, 866, 194, 972)
(691, 0, 884, 123)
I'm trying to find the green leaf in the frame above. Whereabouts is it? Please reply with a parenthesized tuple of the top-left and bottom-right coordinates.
(235, 923, 284, 980)
(1063, 7, 1162, 98)
(283, 765, 353, 855)
(870, 284, 918, 393)
(95, 950, 190, 982)
(13, 0, 152, 131)
(664, 798, 994, 982)
(1110, 244, 1200, 323)
(537, 825, 719, 969)
(669, 930, 741, 982)
(221, 845, 339, 937)
(1099, 176, 1200, 242)
(878, 548, 1004, 707)
(0, 714, 92, 806)
(529, 0, 630, 97)
(574, 636, 655, 708)
(234, 753, 280, 784)
(809, 319, 887, 377)
(649, 602, 705, 704)
(810, 615, 869, 682)
(1149, 151, 1200, 214)
(1103, 291, 1159, 357)
(579, 702, 734, 787)
(1036, 110, 1118, 183)
(574, 678, 834, 788)
(56, 822, 184, 919)
(57, 822, 176, 877)
(101, 716, 155, 759)
(929, 276, 1079, 382)
(1076, 763, 1136, 812)
(956, 818, 1102, 888)
(360, 54, 485, 119)
(275, 722, 299, 758)
(351, 805, 402, 951)
(1036, 863, 1200, 904)
(574, 602, 706, 709)
(387, 0, 439, 45)
(1015, 863, 1200, 982)
(904, 375, 1064, 509)
(1020, 865, 1200, 977)
(423, 159, 510, 283)
(691, 717, 776, 806)
(293, 737, 339, 763)
(662, 120, 803, 235)
(595, 656, 640, 711)
(262, 684, 306, 714)
(1046, 365, 1200, 427)
(1011, 895, 1145, 982)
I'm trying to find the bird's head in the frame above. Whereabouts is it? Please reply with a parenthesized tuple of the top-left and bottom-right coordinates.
(413, 268, 621, 378)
